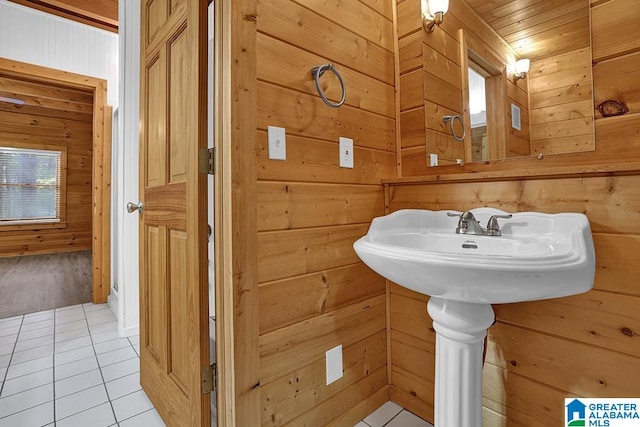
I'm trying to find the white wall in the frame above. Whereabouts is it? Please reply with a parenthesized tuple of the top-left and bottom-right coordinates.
(0, 0, 119, 106)
(112, 0, 140, 337)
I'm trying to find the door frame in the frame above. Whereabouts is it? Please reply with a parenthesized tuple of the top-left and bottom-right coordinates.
(0, 58, 112, 303)
(213, 0, 261, 424)
(212, 0, 234, 423)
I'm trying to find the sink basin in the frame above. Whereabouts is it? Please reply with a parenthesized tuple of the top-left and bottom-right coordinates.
(355, 208, 596, 427)
(353, 207, 595, 304)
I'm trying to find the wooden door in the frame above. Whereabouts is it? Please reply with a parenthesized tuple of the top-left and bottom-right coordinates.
(138, 0, 210, 425)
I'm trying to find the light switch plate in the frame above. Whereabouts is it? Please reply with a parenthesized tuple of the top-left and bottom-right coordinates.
(430, 153, 438, 166)
(339, 137, 354, 168)
(268, 126, 286, 160)
(326, 345, 343, 385)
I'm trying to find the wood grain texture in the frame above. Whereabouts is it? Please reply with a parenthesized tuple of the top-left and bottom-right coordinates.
(258, 82, 395, 153)
(465, 0, 590, 61)
(529, 48, 594, 155)
(0, 68, 93, 259)
(259, 294, 386, 383)
(257, 0, 394, 85)
(592, 0, 640, 61)
(255, 0, 395, 423)
(258, 263, 386, 334)
(593, 51, 640, 117)
(212, 0, 260, 424)
(256, 34, 395, 118)
(257, 182, 384, 231)
(8, 0, 118, 32)
(138, 0, 210, 424)
(260, 330, 387, 425)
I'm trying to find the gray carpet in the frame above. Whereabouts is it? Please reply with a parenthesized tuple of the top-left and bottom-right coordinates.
(0, 251, 92, 318)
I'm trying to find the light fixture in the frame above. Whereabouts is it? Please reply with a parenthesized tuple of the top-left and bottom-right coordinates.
(513, 58, 531, 82)
(421, 0, 449, 33)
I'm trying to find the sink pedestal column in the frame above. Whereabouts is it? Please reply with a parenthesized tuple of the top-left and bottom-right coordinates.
(427, 297, 495, 427)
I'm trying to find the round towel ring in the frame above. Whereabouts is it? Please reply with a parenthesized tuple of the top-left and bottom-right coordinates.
(443, 115, 466, 142)
(311, 64, 346, 108)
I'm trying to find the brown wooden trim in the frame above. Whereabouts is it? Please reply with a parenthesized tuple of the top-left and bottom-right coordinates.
(232, 0, 260, 419)
(0, 58, 111, 304)
(385, 156, 640, 185)
(392, 0, 403, 177)
(92, 80, 110, 303)
(7, 0, 118, 33)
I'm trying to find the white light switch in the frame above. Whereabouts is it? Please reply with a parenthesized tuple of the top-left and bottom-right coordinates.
(326, 345, 343, 385)
(339, 137, 354, 168)
(268, 126, 286, 160)
(430, 153, 438, 166)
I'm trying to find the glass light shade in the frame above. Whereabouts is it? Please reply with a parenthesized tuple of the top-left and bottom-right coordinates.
(515, 58, 530, 75)
(421, 0, 429, 17)
(429, 0, 449, 14)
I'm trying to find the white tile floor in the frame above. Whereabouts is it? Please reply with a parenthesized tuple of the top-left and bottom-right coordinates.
(0, 303, 163, 427)
(1, 304, 430, 427)
(356, 401, 433, 427)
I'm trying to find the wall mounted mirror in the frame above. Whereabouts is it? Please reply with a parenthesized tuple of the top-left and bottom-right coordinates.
(411, 0, 594, 166)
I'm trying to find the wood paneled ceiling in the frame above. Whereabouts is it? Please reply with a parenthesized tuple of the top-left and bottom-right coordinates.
(8, 0, 118, 32)
(465, 0, 590, 61)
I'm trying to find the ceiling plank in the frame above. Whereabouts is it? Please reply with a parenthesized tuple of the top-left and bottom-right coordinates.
(8, 0, 118, 32)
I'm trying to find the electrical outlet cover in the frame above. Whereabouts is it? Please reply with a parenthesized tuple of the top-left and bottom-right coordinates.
(326, 345, 343, 385)
(268, 126, 286, 160)
(339, 137, 354, 168)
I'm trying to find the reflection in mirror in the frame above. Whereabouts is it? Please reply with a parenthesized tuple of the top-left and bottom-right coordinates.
(468, 66, 487, 161)
(470, 0, 593, 162)
(398, 0, 594, 172)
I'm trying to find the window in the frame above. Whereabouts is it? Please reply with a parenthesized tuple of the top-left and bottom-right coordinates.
(0, 144, 67, 229)
(468, 66, 488, 162)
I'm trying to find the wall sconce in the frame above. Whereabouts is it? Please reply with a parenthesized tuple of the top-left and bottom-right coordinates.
(421, 0, 449, 33)
(513, 58, 531, 82)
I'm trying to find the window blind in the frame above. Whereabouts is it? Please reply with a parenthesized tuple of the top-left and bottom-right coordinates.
(0, 146, 62, 223)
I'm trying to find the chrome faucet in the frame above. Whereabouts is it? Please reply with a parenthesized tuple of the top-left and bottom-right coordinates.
(447, 211, 512, 236)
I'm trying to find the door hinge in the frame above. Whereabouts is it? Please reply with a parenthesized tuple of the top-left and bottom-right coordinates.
(202, 363, 217, 394)
(199, 147, 216, 175)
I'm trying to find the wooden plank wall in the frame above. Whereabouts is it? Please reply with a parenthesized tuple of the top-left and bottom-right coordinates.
(592, 0, 640, 154)
(254, 0, 398, 424)
(529, 47, 594, 156)
(0, 74, 93, 257)
(398, 0, 528, 176)
(386, 0, 640, 425)
(386, 175, 640, 425)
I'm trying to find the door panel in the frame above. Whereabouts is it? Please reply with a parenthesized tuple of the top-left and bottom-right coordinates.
(145, 225, 167, 366)
(169, 229, 189, 390)
(146, 0, 167, 44)
(139, 0, 209, 424)
(169, 29, 189, 183)
(145, 55, 165, 187)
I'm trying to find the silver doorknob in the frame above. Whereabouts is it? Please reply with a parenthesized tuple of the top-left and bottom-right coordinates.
(127, 201, 144, 214)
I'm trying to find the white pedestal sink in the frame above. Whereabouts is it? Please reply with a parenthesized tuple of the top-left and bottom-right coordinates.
(354, 208, 595, 427)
